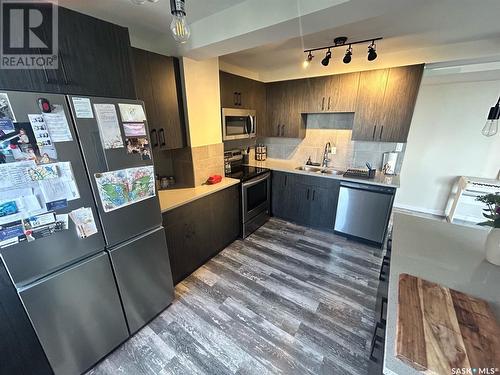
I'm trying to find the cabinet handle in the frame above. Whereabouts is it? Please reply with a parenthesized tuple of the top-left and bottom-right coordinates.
(307, 188, 310, 200)
(159, 128, 166, 147)
(150, 129, 158, 148)
(372, 125, 377, 140)
(284, 175, 287, 186)
(321, 97, 325, 111)
(312, 190, 316, 201)
(276, 124, 280, 136)
(234, 92, 238, 106)
(328, 97, 331, 111)
(281, 125, 285, 137)
(38, 48, 49, 83)
(379, 126, 384, 140)
(59, 51, 69, 85)
(238, 92, 242, 106)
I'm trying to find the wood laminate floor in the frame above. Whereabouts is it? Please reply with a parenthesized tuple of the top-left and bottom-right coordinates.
(88, 218, 384, 375)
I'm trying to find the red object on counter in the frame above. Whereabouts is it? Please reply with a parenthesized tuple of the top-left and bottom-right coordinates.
(206, 175, 222, 185)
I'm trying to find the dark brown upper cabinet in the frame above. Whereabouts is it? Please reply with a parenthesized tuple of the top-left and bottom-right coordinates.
(0, 5, 135, 99)
(219, 71, 267, 135)
(352, 64, 424, 142)
(132, 48, 186, 151)
(265, 79, 306, 138)
(305, 72, 360, 113)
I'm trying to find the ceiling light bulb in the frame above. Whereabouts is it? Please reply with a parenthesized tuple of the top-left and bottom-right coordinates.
(303, 52, 313, 68)
(343, 45, 352, 64)
(170, 0, 191, 44)
(368, 41, 377, 61)
(321, 49, 332, 67)
(482, 97, 500, 137)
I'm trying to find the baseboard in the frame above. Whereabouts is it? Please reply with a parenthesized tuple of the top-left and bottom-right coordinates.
(393, 203, 445, 217)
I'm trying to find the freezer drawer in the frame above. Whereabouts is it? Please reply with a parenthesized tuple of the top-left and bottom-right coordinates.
(109, 226, 174, 334)
(334, 182, 395, 245)
(19, 252, 129, 375)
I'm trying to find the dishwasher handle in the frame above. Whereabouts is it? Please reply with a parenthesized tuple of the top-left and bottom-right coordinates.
(340, 181, 395, 195)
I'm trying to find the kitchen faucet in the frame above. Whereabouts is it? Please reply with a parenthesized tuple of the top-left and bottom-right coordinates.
(322, 142, 332, 168)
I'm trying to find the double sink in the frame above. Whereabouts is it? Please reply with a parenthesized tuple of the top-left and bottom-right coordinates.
(295, 166, 345, 175)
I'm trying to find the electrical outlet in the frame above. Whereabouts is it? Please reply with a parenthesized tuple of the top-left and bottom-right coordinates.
(395, 143, 404, 152)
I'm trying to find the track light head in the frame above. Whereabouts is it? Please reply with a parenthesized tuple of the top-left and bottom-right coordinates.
(321, 49, 332, 66)
(303, 51, 314, 68)
(367, 41, 377, 61)
(343, 45, 352, 64)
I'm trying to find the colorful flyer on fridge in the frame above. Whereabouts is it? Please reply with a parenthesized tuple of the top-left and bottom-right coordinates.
(94, 165, 155, 213)
(42, 105, 73, 142)
(94, 103, 124, 149)
(0, 93, 16, 122)
(28, 114, 58, 160)
(0, 119, 15, 136)
(69, 207, 98, 238)
(126, 137, 151, 160)
(118, 103, 146, 122)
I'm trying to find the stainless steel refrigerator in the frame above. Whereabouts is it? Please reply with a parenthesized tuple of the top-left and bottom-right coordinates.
(0, 91, 174, 375)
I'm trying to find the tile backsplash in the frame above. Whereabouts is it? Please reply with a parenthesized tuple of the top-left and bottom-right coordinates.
(259, 114, 406, 173)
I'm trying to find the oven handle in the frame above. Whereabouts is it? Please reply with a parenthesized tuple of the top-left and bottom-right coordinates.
(242, 172, 270, 188)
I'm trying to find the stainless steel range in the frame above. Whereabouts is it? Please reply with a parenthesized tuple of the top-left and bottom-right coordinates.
(225, 149, 270, 238)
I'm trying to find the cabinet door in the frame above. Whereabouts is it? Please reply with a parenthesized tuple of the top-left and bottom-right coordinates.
(378, 64, 424, 142)
(57, 7, 135, 98)
(209, 185, 240, 254)
(291, 182, 312, 225)
(132, 48, 158, 135)
(352, 69, 389, 141)
(305, 76, 328, 112)
(309, 185, 338, 229)
(219, 71, 239, 108)
(272, 172, 295, 219)
(266, 82, 286, 137)
(266, 80, 305, 138)
(326, 72, 360, 112)
(150, 54, 186, 150)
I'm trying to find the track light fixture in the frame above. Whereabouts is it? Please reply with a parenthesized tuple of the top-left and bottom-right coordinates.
(321, 49, 332, 66)
(304, 36, 382, 67)
(367, 41, 378, 61)
(303, 51, 314, 69)
(343, 45, 352, 64)
(482, 97, 500, 137)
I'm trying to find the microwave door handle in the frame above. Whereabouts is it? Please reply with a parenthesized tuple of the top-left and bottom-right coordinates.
(249, 115, 255, 135)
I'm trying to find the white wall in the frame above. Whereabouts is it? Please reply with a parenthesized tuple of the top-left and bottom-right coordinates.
(395, 75, 500, 215)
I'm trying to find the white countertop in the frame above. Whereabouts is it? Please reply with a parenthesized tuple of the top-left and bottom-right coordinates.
(158, 178, 240, 213)
(384, 213, 498, 375)
(246, 158, 400, 188)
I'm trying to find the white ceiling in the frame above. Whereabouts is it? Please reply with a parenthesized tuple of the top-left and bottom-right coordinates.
(56, 0, 500, 82)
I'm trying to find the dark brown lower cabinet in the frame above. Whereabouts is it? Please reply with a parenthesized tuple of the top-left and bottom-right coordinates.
(272, 171, 339, 230)
(163, 184, 240, 284)
(0, 260, 53, 375)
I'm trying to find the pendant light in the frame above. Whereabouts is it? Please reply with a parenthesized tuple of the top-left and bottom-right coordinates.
(170, 0, 191, 44)
(482, 97, 500, 137)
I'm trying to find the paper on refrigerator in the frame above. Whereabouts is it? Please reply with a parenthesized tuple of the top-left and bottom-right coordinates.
(94, 103, 124, 149)
(28, 114, 58, 160)
(94, 165, 155, 213)
(71, 97, 94, 119)
(118, 103, 146, 122)
(42, 105, 73, 142)
(69, 207, 98, 238)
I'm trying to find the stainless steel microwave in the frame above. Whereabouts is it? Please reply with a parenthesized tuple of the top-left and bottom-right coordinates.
(222, 108, 256, 141)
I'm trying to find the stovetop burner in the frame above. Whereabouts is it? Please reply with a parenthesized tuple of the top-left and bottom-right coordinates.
(226, 165, 269, 182)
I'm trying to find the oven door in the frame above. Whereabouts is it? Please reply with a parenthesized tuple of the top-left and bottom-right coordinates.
(222, 108, 256, 141)
(242, 172, 270, 222)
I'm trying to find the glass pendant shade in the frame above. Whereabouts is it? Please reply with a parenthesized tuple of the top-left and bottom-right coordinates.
(482, 97, 500, 137)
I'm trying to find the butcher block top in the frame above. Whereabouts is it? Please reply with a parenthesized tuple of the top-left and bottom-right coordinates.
(396, 274, 500, 374)
(384, 213, 500, 375)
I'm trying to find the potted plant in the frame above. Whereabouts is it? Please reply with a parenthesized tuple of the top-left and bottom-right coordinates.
(477, 193, 500, 265)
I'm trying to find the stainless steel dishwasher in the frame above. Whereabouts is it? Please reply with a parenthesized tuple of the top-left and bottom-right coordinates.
(334, 181, 395, 247)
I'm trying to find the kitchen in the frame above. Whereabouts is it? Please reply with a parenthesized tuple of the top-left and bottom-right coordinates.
(0, 1, 499, 375)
